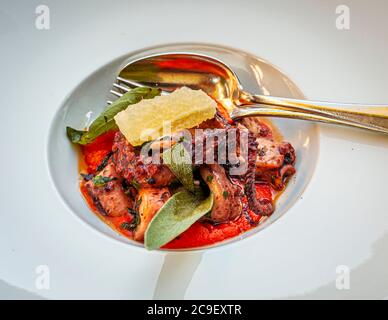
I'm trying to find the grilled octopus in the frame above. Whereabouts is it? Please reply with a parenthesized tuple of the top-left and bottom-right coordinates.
(134, 187, 171, 241)
(86, 111, 296, 236)
(112, 132, 175, 187)
(199, 163, 243, 223)
(85, 160, 133, 217)
(192, 125, 274, 218)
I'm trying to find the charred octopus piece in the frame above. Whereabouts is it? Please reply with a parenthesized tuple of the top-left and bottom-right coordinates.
(133, 187, 171, 241)
(240, 117, 273, 139)
(192, 122, 275, 217)
(200, 164, 242, 223)
(112, 132, 175, 188)
(245, 132, 274, 216)
(255, 141, 296, 190)
(85, 161, 133, 217)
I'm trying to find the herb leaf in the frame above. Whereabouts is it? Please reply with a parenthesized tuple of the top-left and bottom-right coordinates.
(131, 178, 140, 190)
(162, 143, 194, 192)
(66, 87, 161, 145)
(66, 127, 85, 143)
(120, 209, 140, 231)
(144, 190, 213, 250)
(92, 176, 116, 187)
(206, 175, 214, 183)
(80, 173, 94, 181)
(95, 152, 113, 172)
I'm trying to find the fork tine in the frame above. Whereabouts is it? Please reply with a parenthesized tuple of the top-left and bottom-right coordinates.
(116, 76, 171, 95)
(113, 83, 130, 93)
(106, 77, 142, 105)
(117, 76, 145, 89)
(110, 89, 123, 97)
(107, 76, 171, 105)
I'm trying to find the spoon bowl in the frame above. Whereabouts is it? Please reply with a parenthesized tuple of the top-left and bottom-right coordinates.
(118, 53, 241, 111)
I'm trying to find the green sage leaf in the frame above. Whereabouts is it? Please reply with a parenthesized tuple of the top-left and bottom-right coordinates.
(66, 87, 161, 145)
(163, 143, 194, 192)
(92, 176, 116, 187)
(144, 190, 213, 250)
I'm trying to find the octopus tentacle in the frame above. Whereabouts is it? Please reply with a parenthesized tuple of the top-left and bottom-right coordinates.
(191, 126, 274, 217)
(245, 132, 273, 216)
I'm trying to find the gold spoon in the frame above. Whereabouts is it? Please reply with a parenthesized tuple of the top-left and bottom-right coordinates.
(110, 53, 388, 134)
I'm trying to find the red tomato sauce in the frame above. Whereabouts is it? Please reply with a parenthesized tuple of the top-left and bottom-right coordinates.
(80, 130, 117, 173)
(79, 131, 276, 249)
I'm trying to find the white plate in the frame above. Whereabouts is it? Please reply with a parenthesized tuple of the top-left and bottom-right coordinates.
(1, 1, 388, 300)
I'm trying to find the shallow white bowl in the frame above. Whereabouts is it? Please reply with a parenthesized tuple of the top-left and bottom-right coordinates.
(47, 43, 319, 251)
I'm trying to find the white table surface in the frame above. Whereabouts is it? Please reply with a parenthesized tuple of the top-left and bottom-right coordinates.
(1, 0, 388, 299)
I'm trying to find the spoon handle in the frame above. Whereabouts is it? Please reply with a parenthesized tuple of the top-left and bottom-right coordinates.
(234, 93, 388, 134)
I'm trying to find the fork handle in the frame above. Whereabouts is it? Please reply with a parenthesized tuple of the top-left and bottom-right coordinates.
(234, 93, 388, 134)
